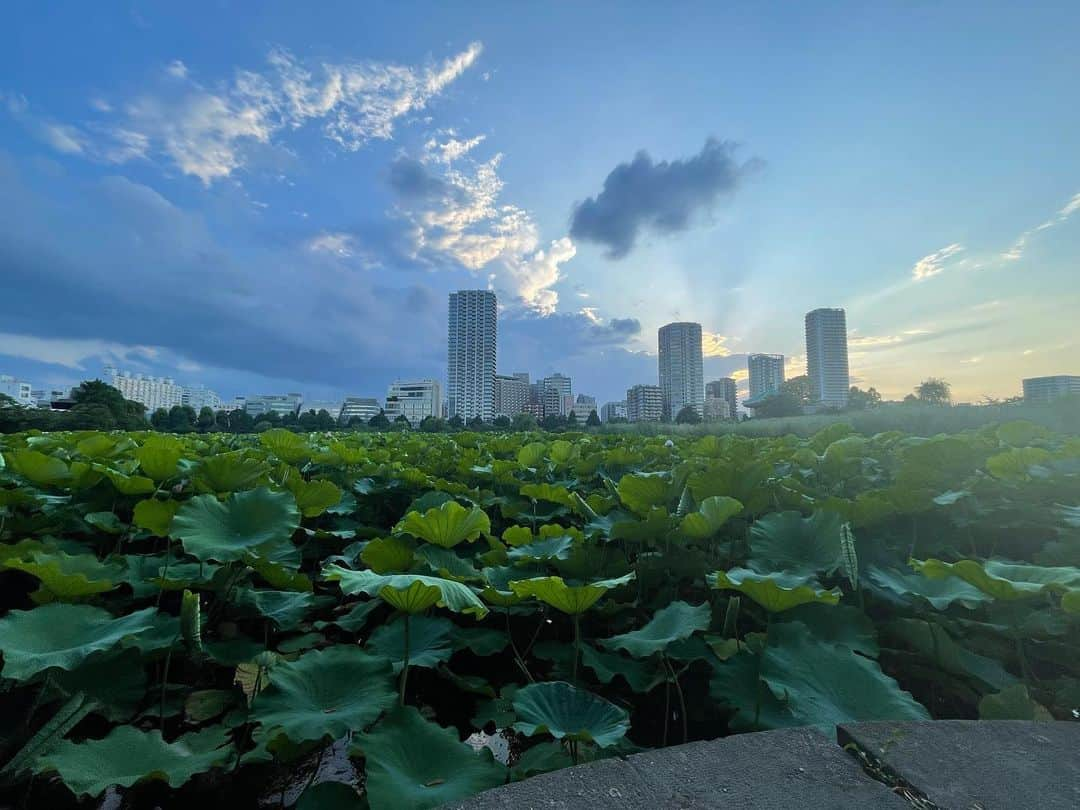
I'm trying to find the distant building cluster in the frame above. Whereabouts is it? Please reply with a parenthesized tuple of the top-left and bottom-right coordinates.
(5, 293, 1076, 427)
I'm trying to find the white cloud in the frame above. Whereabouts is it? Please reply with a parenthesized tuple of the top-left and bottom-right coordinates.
(0, 332, 159, 370)
(40, 123, 86, 154)
(1002, 190, 1080, 261)
(165, 59, 189, 79)
(394, 150, 576, 314)
(912, 243, 964, 281)
(21, 42, 483, 184)
(848, 334, 904, 348)
(306, 231, 356, 257)
(424, 132, 486, 164)
(702, 331, 733, 357)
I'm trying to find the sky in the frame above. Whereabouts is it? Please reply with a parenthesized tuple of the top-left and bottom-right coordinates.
(2, 1, 1079, 407)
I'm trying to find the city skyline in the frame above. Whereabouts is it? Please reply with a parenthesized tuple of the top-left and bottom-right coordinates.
(2, 3, 1079, 407)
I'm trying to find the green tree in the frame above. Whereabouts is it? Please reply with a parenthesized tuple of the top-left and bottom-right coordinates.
(419, 415, 444, 432)
(540, 413, 566, 430)
(230, 410, 255, 433)
(393, 414, 411, 430)
(916, 378, 952, 406)
(197, 406, 216, 432)
(168, 405, 196, 433)
(566, 410, 578, 427)
(150, 408, 170, 430)
(511, 412, 537, 432)
(781, 375, 812, 405)
(448, 414, 465, 429)
(752, 392, 802, 419)
(71, 379, 145, 428)
(315, 409, 336, 430)
(675, 405, 702, 424)
(368, 409, 391, 430)
(492, 415, 512, 429)
(847, 386, 882, 411)
(67, 402, 117, 430)
(585, 409, 601, 427)
(467, 415, 486, 430)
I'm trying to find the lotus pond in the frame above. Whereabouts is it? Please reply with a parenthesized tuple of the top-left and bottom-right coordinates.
(1, 422, 1078, 808)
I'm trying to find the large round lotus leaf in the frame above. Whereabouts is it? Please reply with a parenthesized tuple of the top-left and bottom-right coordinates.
(509, 573, 635, 615)
(599, 600, 711, 658)
(414, 545, 481, 582)
(367, 615, 454, 673)
(708, 568, 840, 613)
(252, 646, 396, 744)
(133, 498, 180, 537)
(511, 681, 630, 747)
(617, 473, 670, 516)
(911, 558, 1080, 602)
(864, 565, 992, 610)
(519, 483, 577, 509)
(986, 447, 1053, 480)
(48, 647, 147, 722)
(1, 549, 122, 602)
(259, 429, 312, 464)
(3, 449, 70, 486)
(359, 705, 506, 810)
(171, 487, 299, 562)
(394, 501, 491, 548)
(287, 476, 342, 517)
(0, 604, 163, 681)
(506, 535, 575, 563)
(978, 684, 1053, 721)
(135, 437, 183, 481)
(234, 589, 316, 630)
(324, 565, 488, 617)
(709, 648, 795, 732)
(782, 603, 879, 657)
(37, 725, 232, 799)
(192, 450, 270, 493)
(361, 536, 416, 574)
(888, 618, 1015, 691)
(759, 621, 931, 729)
(748, 510, 844, 576)
(680, 496, 743, 539)
(91, 464, 156, 495)
(517, 442, 547, 469)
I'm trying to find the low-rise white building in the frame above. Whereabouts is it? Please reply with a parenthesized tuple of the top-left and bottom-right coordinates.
(245, 393, 303, 418)
(0, 375, 34, 406)
(104, 366, 185, 413)
(626, 384, 663, 422)
(601, 401, 628, 422)
(340, 397, 382, 424)
(384, 380, 442, 424)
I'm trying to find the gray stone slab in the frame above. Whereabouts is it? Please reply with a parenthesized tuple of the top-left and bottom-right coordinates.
(839, 720, 1080, 810)
(624, 727, 911, 809)
(445, 757, 657, 809)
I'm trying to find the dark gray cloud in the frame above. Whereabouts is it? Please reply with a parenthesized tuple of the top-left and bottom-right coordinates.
(387, 156, 457, 202)
(570, 138, 760, 259)
(591, 317, 641, 340)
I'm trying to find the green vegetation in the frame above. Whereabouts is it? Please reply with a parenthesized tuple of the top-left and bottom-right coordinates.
(1, 418, 1079, 807)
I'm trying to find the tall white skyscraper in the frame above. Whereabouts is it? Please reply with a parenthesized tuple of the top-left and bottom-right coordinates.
(448, 290, 497, 420)
(805, 308, 850, 409)
(747, 354, 785, 401)
(658, 322, 704, 419)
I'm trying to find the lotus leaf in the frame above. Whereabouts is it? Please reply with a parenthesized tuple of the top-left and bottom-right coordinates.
(395, 500, 491, 548)
(171, 487, 299, 562)
(252, 646, 396, 743)
(512, 681, 630, 747)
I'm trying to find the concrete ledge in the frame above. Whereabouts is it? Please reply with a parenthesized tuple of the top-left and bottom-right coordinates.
(446, 722, 1080, 809)
(839, 720, 1080, 810)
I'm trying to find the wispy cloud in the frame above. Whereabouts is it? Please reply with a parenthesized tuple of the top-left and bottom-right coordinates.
(1002, 191, 1080, 261)
(702, 331, 733, 357)
(423, 131, 486, 164)
(911, 243, 964, 281)
(7, 43, 483, 184)
(388, 146, 576, 314)
(306, 231, 357, 258)
(0, 332, 159, 370)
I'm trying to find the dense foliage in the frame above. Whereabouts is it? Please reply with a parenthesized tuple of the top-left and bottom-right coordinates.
(1, 420, 1078, 807)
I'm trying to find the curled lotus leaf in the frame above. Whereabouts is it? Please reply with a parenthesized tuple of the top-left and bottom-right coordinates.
(910, 558, 1080, 603)
(394, 501, 491, 548)
(512, 681, 630, 747)
(509, 572, 635, 615)
(599, 600, 711, 658)
(708, 568, 841, 613)
(324, 565, 488, 617)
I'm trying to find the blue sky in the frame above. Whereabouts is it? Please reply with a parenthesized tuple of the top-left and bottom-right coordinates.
(2, 1, 1078, 406)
